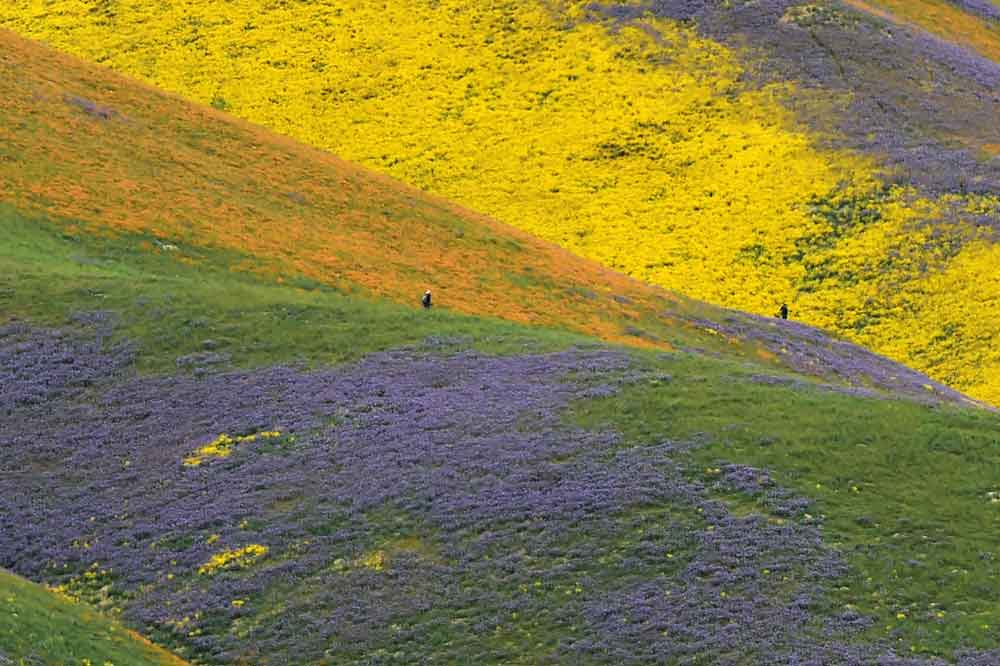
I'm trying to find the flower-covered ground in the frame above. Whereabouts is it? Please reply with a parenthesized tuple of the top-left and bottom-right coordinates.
(1, 9, 999, 663)
(2, 1, 997, 403)
(2, 198, 998, 662)
(3, 204, 997, 662)
(2, 317, 999, 664)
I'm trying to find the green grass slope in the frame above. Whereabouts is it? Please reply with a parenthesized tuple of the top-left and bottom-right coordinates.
(0, 203, 596, 375)
(1, 27, 999, 666)
(572, 360, 1000, 655)
(2, 209, 998, 661)
(0, 569, 187, 666)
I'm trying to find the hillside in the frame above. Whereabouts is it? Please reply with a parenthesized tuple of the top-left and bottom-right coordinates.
(0, 569, 187, 666)
(3, 206, 1000, 664)
(1, 0, 997, 403)
(1, 28, 1000, 666)
(0, 28, 971, 404)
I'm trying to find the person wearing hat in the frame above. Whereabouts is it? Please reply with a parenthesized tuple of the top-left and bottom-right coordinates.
(422, 290, 432, 309)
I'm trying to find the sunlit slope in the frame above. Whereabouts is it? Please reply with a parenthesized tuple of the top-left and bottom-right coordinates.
(2, 1, 997, 403)
(3, 31, 981, 406)
(0, 28, 694, 354)
(0, 569, 187, 666)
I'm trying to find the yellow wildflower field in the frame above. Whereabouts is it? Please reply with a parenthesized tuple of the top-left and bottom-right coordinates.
(1, 1, 997, 403)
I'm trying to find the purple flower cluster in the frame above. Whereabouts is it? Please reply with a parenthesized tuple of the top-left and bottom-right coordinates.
(0, 316, 133, 410)
(0, 325, 991, 663)
(690, 313, 986, 408)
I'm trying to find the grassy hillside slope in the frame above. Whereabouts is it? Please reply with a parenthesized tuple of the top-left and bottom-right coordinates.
(2, 28, 977, 404)
(2, 1, 997, 403)
(2, 204, 999, 663)
(1, 569, 187, 666)
(0, 27, 695, 352)
(2, 26, 999, 666)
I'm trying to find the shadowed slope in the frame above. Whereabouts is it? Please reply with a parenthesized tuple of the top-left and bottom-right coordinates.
(0, 27, 680, 348)
(0, 569, 188, 666)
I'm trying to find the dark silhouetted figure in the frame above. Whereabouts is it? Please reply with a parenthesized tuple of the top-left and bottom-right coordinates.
(422, 290, 432, 309)
(778, 303, 789, 320)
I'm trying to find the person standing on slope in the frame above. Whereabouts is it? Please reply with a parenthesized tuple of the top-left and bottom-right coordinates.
(422, 290, 432, 309)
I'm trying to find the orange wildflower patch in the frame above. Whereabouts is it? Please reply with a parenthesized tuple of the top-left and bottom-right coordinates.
(0, 30, 700, 354)
(844, 0, 1000, 63)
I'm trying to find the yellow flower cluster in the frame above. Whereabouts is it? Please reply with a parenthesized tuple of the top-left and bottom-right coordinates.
(332, 549, 387, 574)
(49, 562, 115, 607)
(358, 550, 387, 572)
(197, 544, 269, 575)
(0, 1, 997, 402)
(183, 431, 281, 466)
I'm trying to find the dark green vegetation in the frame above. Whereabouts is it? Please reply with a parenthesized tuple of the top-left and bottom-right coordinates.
(0, 569, 186, 666)
(571, 356, 1000, 655)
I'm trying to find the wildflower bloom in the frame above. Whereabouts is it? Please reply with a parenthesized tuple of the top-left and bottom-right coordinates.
(1, 1, 998, 402)
(2, 329, 997, 663)
(197, 544, 269, 576)
(183, 431, 281, 466)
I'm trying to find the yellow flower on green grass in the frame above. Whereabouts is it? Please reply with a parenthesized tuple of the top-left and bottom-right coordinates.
(198, 544, 269, 575)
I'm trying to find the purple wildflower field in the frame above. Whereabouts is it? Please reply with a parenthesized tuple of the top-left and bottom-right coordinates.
(0, 316, 133, 409)
(590, 0, 1000, 197)
(689, 313, 989, 409)
(2, 321, 995, 664)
